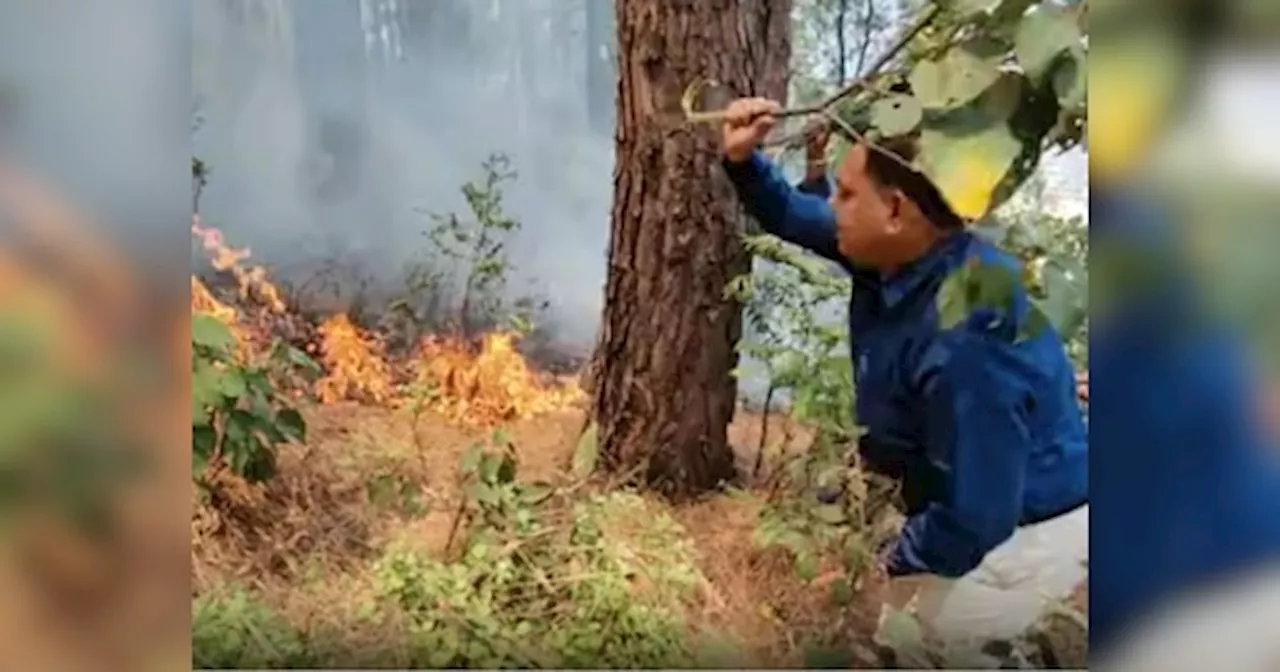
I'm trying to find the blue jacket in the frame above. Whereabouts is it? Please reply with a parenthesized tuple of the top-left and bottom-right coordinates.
(1089, 188, 1280, 654)
(724, 151, 1088, 578)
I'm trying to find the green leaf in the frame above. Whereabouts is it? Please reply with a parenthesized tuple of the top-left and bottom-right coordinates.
(252, 412, 286, 445)
(216, 367, 247, 399)
(192, 425, 216, 475)
(192, 313, 235, 352)
(1038, 262, 1087, 338)
(875, 607, 932, 668)
(1051, 45, 1087, 109)
(283, 344, 322, 373)
(939, 0, 1002, 18)
(191, 360, 224, 411)
(1015, 5, 1083, 84)
(571, 421, 599, 478)
(276, 408, 306, 442)
(869, 94, 923, 136)
(935, 259, 1021, 331)
(829, 579, 854, 607)
(459, 443, 484, 475)
(1017, 301, 1050, 343)
(991, 0, 1037, 27)
(242, 446, 277, 483)
(518, 482, 554, 505)
(465, 482, 500, 507)
(495, 453, 517, 484)
(794, 553, 819, 581)
(909, 40, 1003, 111)
(191, 400, 211, 427)
(812, 504, 848, 525)
(803, 644, 855, 669)
(479, 453, 506, 483)
(916, 115, 1022, 219)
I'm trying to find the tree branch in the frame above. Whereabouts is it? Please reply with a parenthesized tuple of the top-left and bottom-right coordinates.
(683, 3, 939, 126)
(853, 0, 877, 78)
(837, 0, 849, 84)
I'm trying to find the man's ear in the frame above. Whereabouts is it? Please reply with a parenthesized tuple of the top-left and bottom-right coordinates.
(887, 188, 904, 219)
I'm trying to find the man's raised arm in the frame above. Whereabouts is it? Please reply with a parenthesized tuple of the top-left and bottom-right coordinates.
(722, 150, 845, 264)
(718, 97, 845, 266)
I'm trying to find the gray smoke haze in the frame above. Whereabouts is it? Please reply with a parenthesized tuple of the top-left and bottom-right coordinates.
(0, 0, 191, 283)
(192, 0, 617, 350)
(0, 0, 1083, 373)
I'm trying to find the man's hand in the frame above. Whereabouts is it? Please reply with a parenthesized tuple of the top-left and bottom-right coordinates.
(722, 97, 782, 163)
(803, 120, 831, 182)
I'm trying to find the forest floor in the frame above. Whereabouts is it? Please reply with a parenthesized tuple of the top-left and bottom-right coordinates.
(191, 393, 1088, 668)
(188, 220, 1085, 668)
(191, 398, 896, 668)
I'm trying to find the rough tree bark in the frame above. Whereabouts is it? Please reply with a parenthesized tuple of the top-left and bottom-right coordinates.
(591, 0, 791, 499)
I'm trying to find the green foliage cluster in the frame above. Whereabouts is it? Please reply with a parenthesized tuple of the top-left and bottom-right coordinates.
(829, 0, 1087, 221)
(396, 152, 549, 339)
(727, 185, 1087, 601)
(0, 305, 143, 538)
(728, 237, 901, 604)
(192, 587, 308, 669)
(979, 184, 1089, 365)
(373, 435, 705, 668)
(872, 598, 1088, 668)
(190, 314, 311, 486)
(191, 435, 716, 669)
(731, 0, 1091, 608)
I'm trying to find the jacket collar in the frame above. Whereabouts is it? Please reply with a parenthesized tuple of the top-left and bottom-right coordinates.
(876, 231, 969, 308)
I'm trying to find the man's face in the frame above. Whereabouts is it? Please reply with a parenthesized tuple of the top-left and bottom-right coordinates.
(830, 144, 900, 266)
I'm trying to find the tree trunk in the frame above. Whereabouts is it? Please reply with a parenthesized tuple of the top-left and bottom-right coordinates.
(592, 0, 791, 499)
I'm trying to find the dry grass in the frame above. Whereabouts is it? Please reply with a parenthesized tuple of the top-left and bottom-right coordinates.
(191, 401, 1075, 668)
(192, 401, 884, 665)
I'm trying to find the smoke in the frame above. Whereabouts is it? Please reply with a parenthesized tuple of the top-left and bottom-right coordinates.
(0, 0, 192, 284)
(191, 0, 616, 349)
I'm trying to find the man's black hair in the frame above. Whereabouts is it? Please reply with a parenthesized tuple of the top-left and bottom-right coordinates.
(859, 133, 966, 230)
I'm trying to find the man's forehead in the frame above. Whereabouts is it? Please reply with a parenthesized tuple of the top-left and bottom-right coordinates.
(837, 143, 871, 183)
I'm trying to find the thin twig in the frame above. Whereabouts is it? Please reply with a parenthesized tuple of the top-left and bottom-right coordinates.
(837, 0, 849, 83)
(443, 487, 469, 556)
(854, 0, 877, 77)
(683, 4, 939, 126)
(754, 382, 776, 479)
(820, 107, 917, 174)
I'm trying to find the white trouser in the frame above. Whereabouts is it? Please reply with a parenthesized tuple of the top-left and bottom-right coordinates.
(1096, 561, 1280, 672)
(889, 505, 1090, 646)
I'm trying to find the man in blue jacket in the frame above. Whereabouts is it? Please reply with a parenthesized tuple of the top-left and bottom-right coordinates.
(719, 97, 1089, 650)
(1085, 2, 1280, 666)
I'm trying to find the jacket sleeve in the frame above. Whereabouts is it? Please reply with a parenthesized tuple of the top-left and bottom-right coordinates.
(722, 150, 847, 266)
(885, 332, 1032, 578)
(796, 174, 833, 200)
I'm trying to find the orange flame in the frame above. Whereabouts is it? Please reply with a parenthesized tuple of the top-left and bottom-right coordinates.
(314, 314, 394, 404)
(416, 331, 585, 427)
(191, 275, 253, 357)
(191, 216, 286, 314)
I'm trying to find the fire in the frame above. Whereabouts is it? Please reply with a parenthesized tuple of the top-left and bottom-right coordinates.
(186, 216, 585, 420)
(314, 314, 394, 404)
(416, 330, 585, 427)
(189, 217, 289, 356)
(190, 276, 249, 348)
(191, 216, 286, 315)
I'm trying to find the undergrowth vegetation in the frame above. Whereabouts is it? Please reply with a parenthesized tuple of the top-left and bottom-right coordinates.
(190, 152, 1089, 668)
(190, 0, 1090, 665)
(194, 437, 715, 668)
